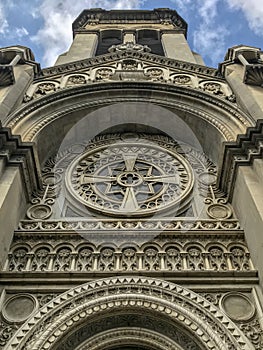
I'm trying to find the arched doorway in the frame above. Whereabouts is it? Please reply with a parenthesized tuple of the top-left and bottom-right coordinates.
(6, 277, 254, 350)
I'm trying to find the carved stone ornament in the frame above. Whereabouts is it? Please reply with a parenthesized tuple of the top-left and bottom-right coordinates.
(66, 136, 194, 217)
(5, 277, 255, 350)
(95, 68, 113, 80)
(108, 41, 151, 53)
(6, 239, 253, 273)
(33, 82, 56, 98)
(66, 75, 86, 86)
(173, 74, 192, 85)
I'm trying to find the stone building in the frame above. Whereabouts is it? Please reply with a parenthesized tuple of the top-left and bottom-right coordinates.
(0, 7, 263, 350)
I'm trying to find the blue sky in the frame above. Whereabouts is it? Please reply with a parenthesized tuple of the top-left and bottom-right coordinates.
(0, 0, 263, 68)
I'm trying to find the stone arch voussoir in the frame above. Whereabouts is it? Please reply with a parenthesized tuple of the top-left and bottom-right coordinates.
(6, 277, 254, 350)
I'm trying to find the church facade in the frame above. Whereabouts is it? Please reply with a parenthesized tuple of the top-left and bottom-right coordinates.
(0, 8, 263, 350)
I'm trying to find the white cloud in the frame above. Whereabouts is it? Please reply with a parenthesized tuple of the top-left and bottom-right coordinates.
(191, 0, 228, 65)
(0, 3, 9, 35)
(193, 25, 228, 65)
(169, 0, 192, 13)
(225, 0, 263, 36)
(170, 0, 228, 65)
(15, 27, 29, 38)
(32, 0, 144, 67)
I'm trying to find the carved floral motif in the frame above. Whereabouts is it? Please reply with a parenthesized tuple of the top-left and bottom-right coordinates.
(33, 83, 56, 98)
(173, 75, 192, 84)
(6, 242, 252, 273)
(0, 322, 16, 347)
(66, 75, 86, 86)
(96, 68, 113, 80)
(202, 82, 223, 95)
(146, 68, 164, 80)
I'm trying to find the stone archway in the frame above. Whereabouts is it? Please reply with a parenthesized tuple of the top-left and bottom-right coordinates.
(6, 277, 254, 350)
(5, 83, 252, 166)
(74, 328, 184, 350)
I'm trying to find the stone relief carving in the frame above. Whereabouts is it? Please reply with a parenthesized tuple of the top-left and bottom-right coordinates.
(229, 247, 251, 271)
(66, 136, 194, 217)
(5, 277, 255, 350)
(24, 133, 235, 221)
(202, 82, 224, 95)
(0, 322, 16, 347)
(66, 74, 87, 86)
(95, 68, 114, 80)
(26, 161, 63, 220)
(1, 289, 261, 350)
(172, 74, 192, 85)
(145, 68, 164, 80)
(121, 59, 138, 70)
(240, 319, 263, 350)
(17, 218, 242, 231)
(108, 41, 151, 53)
(5, 241, 253, 273)
(200, 291, 263, 349)
(23, 55, 236, 104)
(75, 328, 184, 350)
(33, 82, 57, 97)
(31, 247, 50, 271)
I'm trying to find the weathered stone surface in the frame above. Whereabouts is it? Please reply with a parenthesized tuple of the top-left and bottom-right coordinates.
(0, 8, 263, 350)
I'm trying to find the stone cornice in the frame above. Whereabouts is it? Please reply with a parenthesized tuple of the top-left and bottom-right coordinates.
(72, 8, 187, 36)
(39, 50, 220, 80)
(218, 119, 263, 199)
(7, 82, 250, 142)
(17, 219, 242, 233)
(0, 124, 42, 199)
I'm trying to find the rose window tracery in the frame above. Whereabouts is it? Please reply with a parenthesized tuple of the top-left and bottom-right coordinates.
(66, 139, 193, 217)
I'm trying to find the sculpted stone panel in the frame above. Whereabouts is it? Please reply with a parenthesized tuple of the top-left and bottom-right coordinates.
(22, 52, 236, 104)
(4, 277, 255, 350)
(5, 241, 253, 273)
(17, 218, 242, 231)
(23, 133, 239, 221)
(66, 138, 194, 217)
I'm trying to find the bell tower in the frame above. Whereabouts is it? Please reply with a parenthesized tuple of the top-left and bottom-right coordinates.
(56, 8, 204, 64)
(0, 8, 263, 350)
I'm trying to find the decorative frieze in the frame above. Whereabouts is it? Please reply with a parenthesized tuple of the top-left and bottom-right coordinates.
(5, 240, 252, 273)
(40, 50, 219, 79)
(24, 58, 235, 103)
(17, 219, 241, 232)
(5, 277, 255, 350)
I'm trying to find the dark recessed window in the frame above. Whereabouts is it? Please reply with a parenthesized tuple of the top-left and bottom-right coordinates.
(137, 29, 164, 56)
(96, 30, 122, 56)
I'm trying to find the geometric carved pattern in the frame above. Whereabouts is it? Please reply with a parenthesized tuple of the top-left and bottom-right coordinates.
(5, 241, 253, 273)
(17, 219, 241, 231)
(5, 277, 254, 350)
(69, 328, 185, 350)
(67, 138, 194, 217)
(25, 133, 227, 220)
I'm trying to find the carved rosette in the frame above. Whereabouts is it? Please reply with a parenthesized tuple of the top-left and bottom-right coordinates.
(66, 136, 194, 217)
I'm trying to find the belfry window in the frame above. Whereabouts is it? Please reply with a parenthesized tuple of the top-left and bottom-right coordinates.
(96, 29, 122, 56)
(137, 29, 164, 56)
